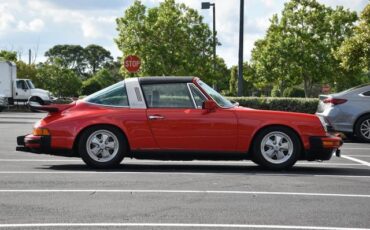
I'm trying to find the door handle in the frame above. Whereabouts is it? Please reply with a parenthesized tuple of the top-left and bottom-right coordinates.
(148, 115, 165, 120)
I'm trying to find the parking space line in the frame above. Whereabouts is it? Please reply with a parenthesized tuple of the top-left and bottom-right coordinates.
(0, 159, 363, 166)
(0, 223, 368, 229)
(342, 155, 370, 167)
(0, 171, 369, 178)
(0, 189, 369, 198)
(346, 155, 370, 158)
(342, 147, 370, 150)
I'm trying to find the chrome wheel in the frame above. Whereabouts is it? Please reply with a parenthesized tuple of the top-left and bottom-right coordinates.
(260, 131, 294, 164)
(86, 130, 119, 162)
(360, 119, 370, 139)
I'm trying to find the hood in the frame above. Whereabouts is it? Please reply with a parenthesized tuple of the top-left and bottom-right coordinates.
(234, 106, 318, 122)
(32, 88, 50, 95)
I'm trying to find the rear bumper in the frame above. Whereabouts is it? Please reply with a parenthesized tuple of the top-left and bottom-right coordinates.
(16, 134, 74, 157)
(316, 110, 354, 133)
(305, 136, 343, 161)
(16, 134, 51, 153)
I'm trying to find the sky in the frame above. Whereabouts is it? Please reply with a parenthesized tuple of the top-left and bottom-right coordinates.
(0, 0, 368, 67)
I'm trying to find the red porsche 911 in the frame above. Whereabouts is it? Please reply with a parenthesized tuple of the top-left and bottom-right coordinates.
(16, 77, 342, 170)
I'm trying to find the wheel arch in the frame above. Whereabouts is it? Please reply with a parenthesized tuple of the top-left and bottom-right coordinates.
(248, 124, 304, 156)
(29, 96, 43, 104)
(353, 112, 370, 132)
(73, 123, 130, 156)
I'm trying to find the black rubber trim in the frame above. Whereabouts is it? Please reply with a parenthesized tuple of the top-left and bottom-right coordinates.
(138, 77, 194, 85)
(305, 136, 334, 161)
(129, 150, 249, 161)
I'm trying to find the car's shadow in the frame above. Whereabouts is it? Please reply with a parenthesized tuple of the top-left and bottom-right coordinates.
(37, 163, 370, 176)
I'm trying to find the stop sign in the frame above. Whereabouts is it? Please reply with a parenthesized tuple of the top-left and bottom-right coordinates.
(124, 55, 141, 73)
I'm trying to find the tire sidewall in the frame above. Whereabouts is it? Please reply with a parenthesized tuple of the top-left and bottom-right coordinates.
(79, 125, 126, 168)
(355, 115, 370, 143)
(253, 126, 301, 170)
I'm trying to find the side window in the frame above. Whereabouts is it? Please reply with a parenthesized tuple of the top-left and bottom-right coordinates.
(142, 83, 194, 108)
(16, 80, 27, 89)
(189, 84, 207, 108)
(362, 91, 370, 96)
(85, 82, 129, 107)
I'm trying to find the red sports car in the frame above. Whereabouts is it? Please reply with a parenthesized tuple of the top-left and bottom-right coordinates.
(17, 77, 342, 169)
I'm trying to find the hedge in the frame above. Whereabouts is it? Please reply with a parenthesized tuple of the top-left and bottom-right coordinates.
(227, 97, 319, 114)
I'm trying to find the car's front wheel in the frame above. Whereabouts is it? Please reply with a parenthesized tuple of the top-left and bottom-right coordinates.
(252, 126, 301, 170)
(355, 115, 370, 143)
(79, 125, 126, 168)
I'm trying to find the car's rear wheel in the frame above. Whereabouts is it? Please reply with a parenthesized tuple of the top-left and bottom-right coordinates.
(252, 126, 301, 170)
(355, 115, 370, 143)
(78, 125, 126, 168)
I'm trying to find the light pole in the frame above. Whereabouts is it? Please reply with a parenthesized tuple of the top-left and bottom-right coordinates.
(201, 2, 216, 87)
(237, 0, 244, 96)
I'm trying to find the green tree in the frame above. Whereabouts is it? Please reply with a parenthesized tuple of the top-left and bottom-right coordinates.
(251, 0, 357, 97)
(81, 68, 123, 95)
(229, 66, 238, 95)
(45, 45, 86, 76)
(0, 50, 17, 61)
(336, 4, 370, 84)
(115, 0, 223, 88)
(84, 44, 113, 74)
(35, 63, 82, 97)
(229, 62, 256, 96)
(16, 61, 37, 80)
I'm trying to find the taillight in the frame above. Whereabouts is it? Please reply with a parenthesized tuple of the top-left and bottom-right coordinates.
(323, 98, 347, 105)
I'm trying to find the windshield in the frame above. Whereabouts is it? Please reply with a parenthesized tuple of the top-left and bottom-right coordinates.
(198, 80, 234, 108)
(26, 80, 35, 89)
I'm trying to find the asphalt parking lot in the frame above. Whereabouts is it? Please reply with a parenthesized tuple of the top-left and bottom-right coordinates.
(0, 112, 369, 229)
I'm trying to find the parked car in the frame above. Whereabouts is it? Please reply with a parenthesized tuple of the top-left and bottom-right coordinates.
(316, 83, 370, 143)
(0, 61, 51, 106)
(16, 77, 342, 170)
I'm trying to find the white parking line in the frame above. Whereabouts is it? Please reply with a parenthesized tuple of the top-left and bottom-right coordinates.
(0, 159, 363, 166)
(347, 155, 370, 158)
(0, 223, 368, 229)
(0, 189, 368, 198)
(342, 147, 370, 150)
(0, 171, 369, 178)
(341, 155, 370, 167)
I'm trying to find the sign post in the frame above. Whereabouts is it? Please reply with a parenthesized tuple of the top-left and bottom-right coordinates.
(124, 55, 141, 73)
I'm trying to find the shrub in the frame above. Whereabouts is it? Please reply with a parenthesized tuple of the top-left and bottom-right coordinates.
(282, 87, 305, 98)
(227, 97, 319, 114)
(81, 77, 102, 96)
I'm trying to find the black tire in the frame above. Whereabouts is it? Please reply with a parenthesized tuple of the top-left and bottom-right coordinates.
(78, 125, 127, 169)
(343, 132, 360, 142)
(252, 126, 301, 170)
(354, 115, 370, 143)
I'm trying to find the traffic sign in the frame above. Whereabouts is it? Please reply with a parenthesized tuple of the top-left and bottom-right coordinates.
(124, 55, 141, 73)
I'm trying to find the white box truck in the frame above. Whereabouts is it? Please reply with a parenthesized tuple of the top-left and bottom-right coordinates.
(0, 61, 51, 109)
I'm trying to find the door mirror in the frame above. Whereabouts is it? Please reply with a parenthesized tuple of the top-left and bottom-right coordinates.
(202, 100, 217, 111)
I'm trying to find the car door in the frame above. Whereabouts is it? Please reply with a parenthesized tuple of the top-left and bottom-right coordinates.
(142, 82, 238, 152)
(14, 80, 31, 100)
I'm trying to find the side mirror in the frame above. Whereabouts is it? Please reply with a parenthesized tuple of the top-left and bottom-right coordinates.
(202, 100, 217, 111)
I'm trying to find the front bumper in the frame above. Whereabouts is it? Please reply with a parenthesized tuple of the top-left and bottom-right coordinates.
(305, 136, 343, 161)
(16, 134, 74, 157)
